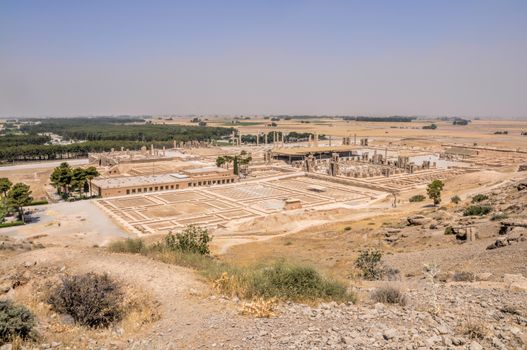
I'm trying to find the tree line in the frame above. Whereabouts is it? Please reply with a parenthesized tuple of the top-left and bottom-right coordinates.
(0, 140, 176, 162)
(21, 118, 234, 142)
(0, 134, 51, 148)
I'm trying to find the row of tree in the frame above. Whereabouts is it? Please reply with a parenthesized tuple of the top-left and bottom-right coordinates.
(0, 178, 33, 223)
(239, 132, 321, 144)
(21, 118, 233, 142)
(50, 163, 100, 198)
(0, 134, 51, 148)
(0, 140, 175, 163)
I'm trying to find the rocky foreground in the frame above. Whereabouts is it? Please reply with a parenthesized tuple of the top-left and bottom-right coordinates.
(229, 280, 526, 350)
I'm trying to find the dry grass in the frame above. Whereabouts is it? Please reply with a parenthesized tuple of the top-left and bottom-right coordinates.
(240, 298, 278, 318)
(119, 283, 161, 332)
(460, 318, 488, 340)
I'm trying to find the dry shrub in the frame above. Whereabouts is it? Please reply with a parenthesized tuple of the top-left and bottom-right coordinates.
(240, 298, 278, 318)
(452, 271, 475, 282)
(371, 285, 408, 306)
(460, 318, 488, 339)
(48, 273, 124, 328)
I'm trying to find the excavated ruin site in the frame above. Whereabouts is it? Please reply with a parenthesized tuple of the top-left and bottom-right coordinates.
(2, 117, 527, 350)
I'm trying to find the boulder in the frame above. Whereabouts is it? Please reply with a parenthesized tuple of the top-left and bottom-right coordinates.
(517, 180, 527, 190)
(475, 272, 493, 281)
(503, 274, 527, 291)
(407, 215, 429, 226)
(507, 227, 527, 242)
(487, 237, 508, 250)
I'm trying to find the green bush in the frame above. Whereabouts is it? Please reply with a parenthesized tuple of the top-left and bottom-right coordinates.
(355, 249, 383, 280)
(0, 221, 24, 229)
(48, 273, 123, 328)
(108, 238, 145, 254)
(371, 286, 407, 305)
(248, 261, 351, 302)
(471, 194, 488, 203)
(27, 200, 48, 206)
(409, 195, 426, 202)
(164, 225, 212, 255)
(451, 195, 461, 204)
(0, 300, 36, 344)
(444, 226, 454, 235)
(463, 205, 492, 216)
(491, 213, 508, 221)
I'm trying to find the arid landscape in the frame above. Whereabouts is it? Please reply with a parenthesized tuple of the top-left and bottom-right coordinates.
(1, 115, 526, 350)
(2, 2, 527, 349)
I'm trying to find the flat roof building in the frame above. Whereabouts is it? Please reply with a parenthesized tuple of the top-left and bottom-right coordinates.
(91, 167, 237, 198)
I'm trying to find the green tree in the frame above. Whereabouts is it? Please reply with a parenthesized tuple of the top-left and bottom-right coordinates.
(0, 203, 8, 223)
(427, 179, 444, 206)
(0, 177, 12, 197)
(71, 168, 87, 198)
(7, 183, 33, 222)
(233, 156, 239, 175)
(215, 156, 225, 168)
(84, 166, 100, 197)
(164, 225, 212, 255)
(50, 162, 73, 196)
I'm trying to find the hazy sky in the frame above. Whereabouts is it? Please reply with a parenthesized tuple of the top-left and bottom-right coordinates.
(1, 0, 526, 118)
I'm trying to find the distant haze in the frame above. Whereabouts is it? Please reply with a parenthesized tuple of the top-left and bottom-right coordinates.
(1, 1, 526, 118)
